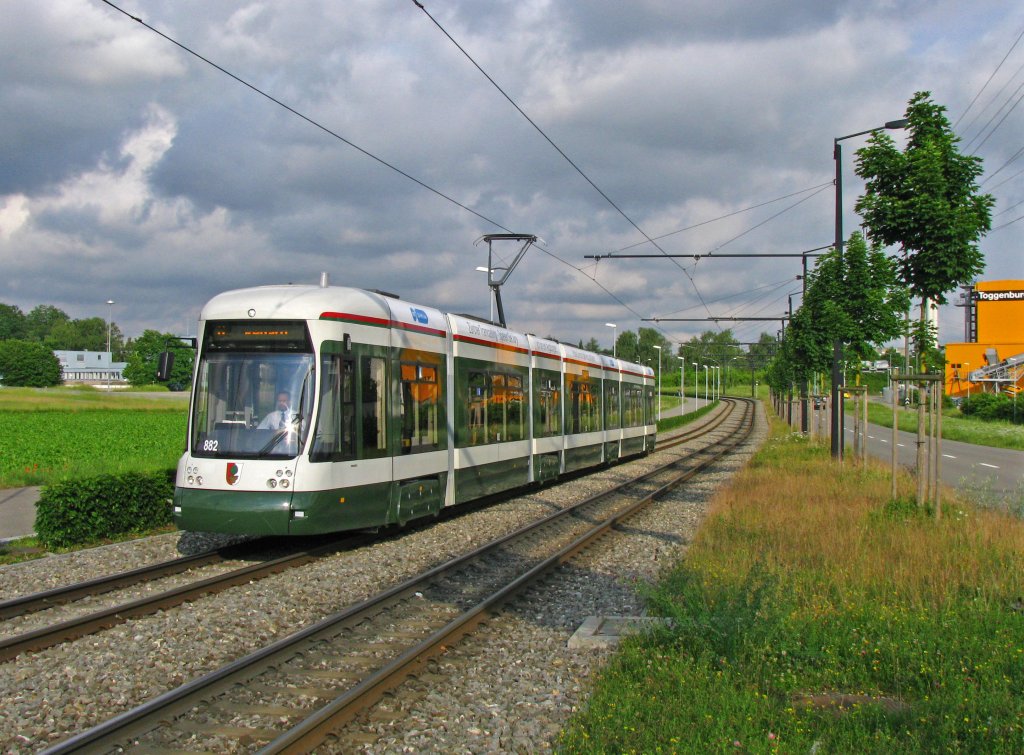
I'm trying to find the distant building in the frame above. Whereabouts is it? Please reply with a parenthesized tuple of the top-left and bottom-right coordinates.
(945, 279, 1024, 399)
(54, 350, 127, 383)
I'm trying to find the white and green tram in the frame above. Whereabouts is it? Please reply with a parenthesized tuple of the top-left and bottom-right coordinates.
(174, 282, 657, 535)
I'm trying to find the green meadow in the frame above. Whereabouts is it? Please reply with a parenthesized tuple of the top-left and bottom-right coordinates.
(0, 387, 187, 487)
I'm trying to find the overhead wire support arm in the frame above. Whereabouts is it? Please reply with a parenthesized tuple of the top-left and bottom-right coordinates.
(644, 317, 791, 322)
(474, 234, 539, 329)
(585, 245, 833, 260)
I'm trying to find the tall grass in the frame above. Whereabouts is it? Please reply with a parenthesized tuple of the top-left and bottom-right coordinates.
(559, 418, 1024, 753)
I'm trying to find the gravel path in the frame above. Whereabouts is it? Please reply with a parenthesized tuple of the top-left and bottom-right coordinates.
(0, 402, 765, 753)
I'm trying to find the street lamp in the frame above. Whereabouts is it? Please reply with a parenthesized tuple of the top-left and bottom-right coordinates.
(605, 323, 617, 358)
(692, 363, 700, 408)
(678, 356, 685, 412)
(105, 299, 115, 392)
(703, 365, 709, 406)
(653, 345, 662, 420)
(106, 299, 115, 355)
(832, 117, 909, 459)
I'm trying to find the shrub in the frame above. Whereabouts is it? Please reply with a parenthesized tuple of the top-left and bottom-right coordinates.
(35, 470, 175, 548)
(0, 340, 61, 387)
(960, 392, 1023, 424)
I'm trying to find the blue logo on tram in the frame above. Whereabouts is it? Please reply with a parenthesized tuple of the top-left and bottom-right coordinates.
(410, 307, 429, 324)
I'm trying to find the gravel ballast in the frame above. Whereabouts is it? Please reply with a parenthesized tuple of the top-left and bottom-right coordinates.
(0, 403, 765, 753)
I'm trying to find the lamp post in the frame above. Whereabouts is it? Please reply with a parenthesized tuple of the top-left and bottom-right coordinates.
(704, 365, 709, 406)
(832, 117, 909, 459)
(605, 323, 617, 358)
(653, 345, 662, 420)
(692, 363, 699, 408)
(105, 299, 115, 392)
(678, 356, 685, 412)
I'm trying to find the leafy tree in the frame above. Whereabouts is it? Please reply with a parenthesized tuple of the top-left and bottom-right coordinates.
(615, 331, 639, 361)
(0, 340, 62, 387)
(124, 330, 195, 390)
(854, 91, 992, 507)
(0, 303, 27, 341)
(678, 329, 743, 366)
(25, 305, 70, 343)
(855, 91, 994, 333)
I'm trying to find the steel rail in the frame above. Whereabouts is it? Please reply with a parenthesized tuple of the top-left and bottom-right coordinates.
(0, 548, 231, 622)
(0, 535, 364, 663)
(43, 398, 755, 754)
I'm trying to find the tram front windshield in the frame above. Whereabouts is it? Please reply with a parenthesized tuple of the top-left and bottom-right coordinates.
(190, 321, 315, 459)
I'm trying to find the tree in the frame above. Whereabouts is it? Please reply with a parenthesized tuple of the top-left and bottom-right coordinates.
(124, 330, 195, 390)
(855, 91, 993, 509)
(0, 340, 62, 387)
(25, 305, 70, 343)
(0, 303, 27, 341)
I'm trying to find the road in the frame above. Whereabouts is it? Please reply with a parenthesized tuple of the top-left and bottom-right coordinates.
(846, 421, 1023, 500)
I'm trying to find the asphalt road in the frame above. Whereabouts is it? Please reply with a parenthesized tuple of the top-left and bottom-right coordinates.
(846, 421, 1024, 500)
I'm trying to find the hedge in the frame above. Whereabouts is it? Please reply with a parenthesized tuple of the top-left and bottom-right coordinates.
(35, 470, 175, 548)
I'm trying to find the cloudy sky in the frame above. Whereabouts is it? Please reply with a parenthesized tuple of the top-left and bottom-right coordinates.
(1, 0, 1021, 353)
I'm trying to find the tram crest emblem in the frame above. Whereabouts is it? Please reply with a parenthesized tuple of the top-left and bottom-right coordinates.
(410, 307, 428, 324)
(226, 463, 240, 485)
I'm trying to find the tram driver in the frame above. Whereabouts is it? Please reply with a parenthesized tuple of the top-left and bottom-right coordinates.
(257, 391, 295, 431)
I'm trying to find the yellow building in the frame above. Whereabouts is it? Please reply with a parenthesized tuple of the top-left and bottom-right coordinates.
(945, 279, 1024, 399)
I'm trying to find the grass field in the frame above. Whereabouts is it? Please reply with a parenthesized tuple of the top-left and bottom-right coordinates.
(0, 387, 187, 487)
(558, 414, 1024, 753)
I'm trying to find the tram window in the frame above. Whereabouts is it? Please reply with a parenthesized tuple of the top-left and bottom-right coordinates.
(491, 373, 524, 442)
(400, 361, 440, 454)
(568, 373, 598, 434)
(311, 355, 355, 461)
(605, 382, 621, 429)
(534, 373, 561, 437)
(467, 370, 489, 445)
(361, 356, 387, 458)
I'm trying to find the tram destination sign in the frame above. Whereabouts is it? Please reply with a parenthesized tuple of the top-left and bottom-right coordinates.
(206, 320, 310, 351)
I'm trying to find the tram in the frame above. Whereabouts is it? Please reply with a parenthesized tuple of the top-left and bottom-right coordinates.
(172, 280, 657, 535)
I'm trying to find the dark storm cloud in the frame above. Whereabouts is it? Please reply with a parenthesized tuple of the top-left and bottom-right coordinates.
(0, 0, 1020, 348)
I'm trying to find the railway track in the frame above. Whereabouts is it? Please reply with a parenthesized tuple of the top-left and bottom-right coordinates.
(0, 400, 731, 666)
(0, 535, 369, 663)
(43, 397, 754, 754)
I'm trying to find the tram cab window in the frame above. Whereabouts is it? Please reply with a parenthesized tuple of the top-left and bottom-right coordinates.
(191, 351, 314, 459)
(400, 361, 441, 454)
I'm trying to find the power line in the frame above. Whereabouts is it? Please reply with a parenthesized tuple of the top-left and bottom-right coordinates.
(96, 0, 676, 342)
(955, 26, 1024, 129)
(97, 0, 511, 235)
(410, 0, 718, 323)
(612, 182, 834, 252)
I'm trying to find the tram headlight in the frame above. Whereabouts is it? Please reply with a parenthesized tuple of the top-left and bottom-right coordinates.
(267, 478, 278, 489)
(280, 479, 290, 489)
(195, 476, 203, 485)
(187, 476, 195, 485)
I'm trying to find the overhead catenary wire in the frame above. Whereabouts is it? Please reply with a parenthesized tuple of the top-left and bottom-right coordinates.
(955, 26, 1024, 129)
(410, 0, 720, 326)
